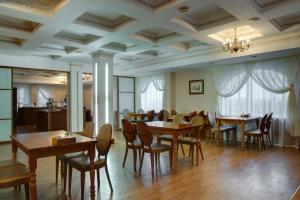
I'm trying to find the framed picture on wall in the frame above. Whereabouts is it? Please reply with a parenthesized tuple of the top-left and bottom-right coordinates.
(189, 79, 204, 95)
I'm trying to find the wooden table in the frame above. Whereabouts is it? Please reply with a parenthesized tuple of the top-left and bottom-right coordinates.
(146, 121, 201, 172)
(128, 112, 147, 121)
(216, 116, 260, 151)
(11, 131, 97, 200)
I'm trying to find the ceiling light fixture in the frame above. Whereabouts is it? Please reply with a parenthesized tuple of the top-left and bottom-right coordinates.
(223, 28, 250, 53)
(177, 6, 190, 13)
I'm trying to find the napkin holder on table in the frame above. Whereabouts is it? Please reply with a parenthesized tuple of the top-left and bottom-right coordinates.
(52, 136, 76, 146)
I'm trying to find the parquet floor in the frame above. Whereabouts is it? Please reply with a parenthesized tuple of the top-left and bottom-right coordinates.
(1, 131, 300, 200)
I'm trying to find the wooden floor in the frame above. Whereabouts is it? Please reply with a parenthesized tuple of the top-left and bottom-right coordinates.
(1, 131, 300, 200)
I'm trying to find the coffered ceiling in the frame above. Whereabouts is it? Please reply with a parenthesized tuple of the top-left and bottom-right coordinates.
(0, 0, 300, 75)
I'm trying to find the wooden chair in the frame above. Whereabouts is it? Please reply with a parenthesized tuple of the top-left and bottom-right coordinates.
(178, 116, 204, 166)
(146, 110, 155, 121)
(246, 114, 268, 151)
(198, 110, 205, 117)
(68, 124, 113, 200)
(264, 112, 273, 146)
(171, 109, 177, 115)
(55, 122, 94, 192)
(121, 119, 143, 171)
(138, 108, 145, 114)
(188, 111, 198, 122)
(0, 160, 30, 200)
(157, 110, 164, 121)
(207, 112, 237, 144)
(157, 114, 185, 155)
(136, 122, 172, 178)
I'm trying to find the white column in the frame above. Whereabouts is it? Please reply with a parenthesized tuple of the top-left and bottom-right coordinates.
(92, 52, 114, 133)
(68, 64, 83, 132)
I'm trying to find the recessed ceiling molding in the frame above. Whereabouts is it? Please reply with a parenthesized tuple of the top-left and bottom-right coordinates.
(138, 50, 158, 56)
(0, 0, 68, 16)
(130, 0, 184, 12)
(40, 43, 78, 54)
(251, 0, 289, 11)
(172, 4, 238, 31)
(74, 11, 136, 32)
(54, 30, 101, 45)
(0, 14, 41, 33)
(270, 11, 300, 31)
(101, 42, 139, 52)
(0, 35, 25, 46)
(134, 26, 180, 43)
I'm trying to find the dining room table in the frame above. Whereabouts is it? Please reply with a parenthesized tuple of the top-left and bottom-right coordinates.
(146, 121, 202, 172)
(216, 116, 260, 151)
(11, 130, 97, 200)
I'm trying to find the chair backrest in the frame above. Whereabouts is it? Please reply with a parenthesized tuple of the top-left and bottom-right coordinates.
(189, 111, 198, 121)
(96, 124, 112, 157)
(121, 119, 137, 143)
(171, 109, 177, 115)
(138, 108, 145, 114)
(198, 110, 205, 117)
(190, 116, 204, 138)
(163, 110, 170, 121)
(136, 121, 153, 146)
(82, 122, 94, 138)
(122, 109, 130, 119)
(173, 114, 184, 125)
(266, 112, 273, 130)
(147, 110, 155, 121)
(207, 112, 216, 128)
(157, 110, 164, 121)
(260, 114, 268, 132)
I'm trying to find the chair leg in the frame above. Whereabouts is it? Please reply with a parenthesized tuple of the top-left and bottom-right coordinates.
(97, 169, 100, 191)
(105, 163, 113, 192)
(122, 145, 128, 167)
(154, 153, 158, 173)
(150, 153, 154, 178)
(180, 144, 185, 156)
(191, 145, 194, 166)
(261, 135, 266, 151)
(199, 142, 204, 160)
(63, 161, 67, 192)
(169, 149, 172, 170)
(133, 148, 137, 171)
(24, 183, 29, 200)
(267, 134, 272, 146)
(60, 160, 64, 180)
(80, 172, 85, 200)
(139, 150, 145, 172)
(55, 156, 59, 183)
(138, 149, 142, 165)
(68, 165, 72, 195)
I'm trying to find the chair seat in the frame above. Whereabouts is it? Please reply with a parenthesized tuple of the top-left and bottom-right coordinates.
(0, 160, 29, 188)
(246, 129, 262, 135)
(69, 155, 105, 171)
(144, 143, 171, 152)
(158, 135, 173, 141)
(178, 137, 199, 144)
(57, 152, 84, 161)
(212, 125, 236, 133)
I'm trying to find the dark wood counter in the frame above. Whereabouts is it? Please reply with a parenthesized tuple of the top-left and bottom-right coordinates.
(36, 109, 67, 131)
(18, 107, 46, 125)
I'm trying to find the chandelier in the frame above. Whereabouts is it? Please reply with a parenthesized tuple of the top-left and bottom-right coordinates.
(223, 28, 250, 53)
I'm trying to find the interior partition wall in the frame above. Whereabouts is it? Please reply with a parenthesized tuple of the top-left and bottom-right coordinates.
(115, 76, 135, 130)
(0, 67, 12, 142)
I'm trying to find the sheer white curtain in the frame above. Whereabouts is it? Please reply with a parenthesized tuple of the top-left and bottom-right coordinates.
(37, 85, 52, 107)
(16, 84, 31, 107)
(215, 56, 300, 146)
(137, 74, 165, 112)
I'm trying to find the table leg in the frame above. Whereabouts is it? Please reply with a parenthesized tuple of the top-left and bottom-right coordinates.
(241, 122, 245, 151)
(28, 156, 37, 200)
(172, 131, 178, 172)
(216, 119, 221, 145)
(12, 140, 18, 160)
(88, 144, 96, 200)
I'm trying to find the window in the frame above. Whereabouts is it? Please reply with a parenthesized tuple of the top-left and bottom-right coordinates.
(16, 84, 31, 107)
(140, 81, 163, 112)
(218, 77, 288, 118)
(37, 86, 52, 107)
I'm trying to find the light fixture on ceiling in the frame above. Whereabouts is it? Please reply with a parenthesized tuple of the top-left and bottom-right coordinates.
(223, 28, 250, 53)
(177, 6, 190, 13)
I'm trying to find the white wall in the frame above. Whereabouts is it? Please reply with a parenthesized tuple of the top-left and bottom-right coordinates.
(173, 68, 215, 113)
